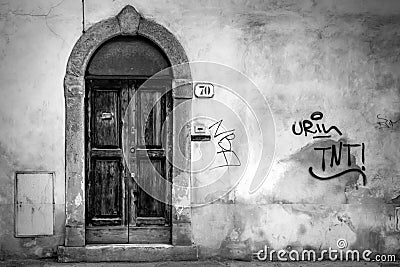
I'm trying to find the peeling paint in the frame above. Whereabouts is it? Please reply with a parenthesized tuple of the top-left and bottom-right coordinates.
(74, 193, 82, 207)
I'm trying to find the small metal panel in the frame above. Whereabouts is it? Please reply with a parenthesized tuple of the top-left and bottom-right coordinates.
(191, 135, 211, 141)
(191, 123, 211, 141)
(15, 171, 54, 236)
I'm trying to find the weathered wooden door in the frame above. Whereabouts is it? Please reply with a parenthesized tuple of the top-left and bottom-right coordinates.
(84, 36, 172, 244)
(85, 79, 172, 244)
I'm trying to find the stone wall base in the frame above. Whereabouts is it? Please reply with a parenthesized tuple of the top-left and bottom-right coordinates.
(57, 244, 198, 262)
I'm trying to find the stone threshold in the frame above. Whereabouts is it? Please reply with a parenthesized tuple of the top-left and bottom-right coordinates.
(57, 244, 198, 263)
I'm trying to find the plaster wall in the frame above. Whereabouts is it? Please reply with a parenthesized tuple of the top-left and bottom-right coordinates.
(0, 0, 399, 259)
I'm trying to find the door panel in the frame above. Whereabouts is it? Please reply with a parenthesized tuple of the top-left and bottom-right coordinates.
(138, 90, 163, 147)
(92, 159, 121, 220)
(137, 159, 165, 218)
(128, 226, 170, 244)
(85, 226, 128, 244)
(93, 90, 119, 148)
(128, 80, 172, 244)
(86, 80, 127, 243)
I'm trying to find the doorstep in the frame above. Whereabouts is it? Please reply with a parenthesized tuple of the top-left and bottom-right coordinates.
(57, 244, 198, 263)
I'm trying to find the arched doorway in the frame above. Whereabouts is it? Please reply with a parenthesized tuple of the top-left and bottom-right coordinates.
(85, 35, 172, 244)
(60, 5, 196, 261)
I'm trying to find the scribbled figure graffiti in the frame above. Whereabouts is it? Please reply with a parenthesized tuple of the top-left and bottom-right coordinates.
(209, 120, 241, 169)
(377, 114, 399, 129)
(309, 142, 366, 186)
(292, 111, 342, 139)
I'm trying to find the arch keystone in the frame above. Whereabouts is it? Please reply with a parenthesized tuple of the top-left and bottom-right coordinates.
(117, 5, 141, 35)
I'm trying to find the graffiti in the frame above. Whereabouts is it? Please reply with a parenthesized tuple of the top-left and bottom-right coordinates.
(377, 114, 399, 129)
(291, 111, 366, 185)
(292, 111, 342, 139)
(309, 142, 366, 185)
(209, 120, 241, 169)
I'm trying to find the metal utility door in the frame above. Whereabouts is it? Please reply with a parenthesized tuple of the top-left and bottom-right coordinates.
(85, 79, 172, 244)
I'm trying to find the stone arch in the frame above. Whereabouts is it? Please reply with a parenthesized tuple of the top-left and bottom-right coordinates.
(63, 5, 193, 247)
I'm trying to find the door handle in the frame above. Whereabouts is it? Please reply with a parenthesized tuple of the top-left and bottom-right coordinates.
(130, 147, 135, 153)
(130, 173, 135, 178)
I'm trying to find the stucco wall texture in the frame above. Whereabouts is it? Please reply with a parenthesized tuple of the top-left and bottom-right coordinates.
(0, 0, 399, 260)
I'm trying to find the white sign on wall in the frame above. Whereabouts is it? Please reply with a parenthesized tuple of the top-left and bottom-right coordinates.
(194, 83, 214, 98)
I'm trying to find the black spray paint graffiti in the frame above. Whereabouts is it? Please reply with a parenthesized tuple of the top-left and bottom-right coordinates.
(292, 111, 342, 139)
(377, 114, 399, 129)
(293, 111, 366, 185)
(309, 142, 366, 185)
(209, 120, 241, 169)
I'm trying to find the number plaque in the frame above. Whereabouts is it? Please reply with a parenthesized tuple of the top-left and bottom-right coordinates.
(194, 83, 214, 98)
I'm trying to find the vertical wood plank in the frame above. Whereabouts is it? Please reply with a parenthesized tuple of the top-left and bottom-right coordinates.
(165, 86, 172, 226)
(86, 82, 93, 222)
(121, 83, 129, 225)
(128, 81, 138, 226)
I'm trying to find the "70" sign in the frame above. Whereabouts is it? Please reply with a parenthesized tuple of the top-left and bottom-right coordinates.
(194, 83, 214, 98)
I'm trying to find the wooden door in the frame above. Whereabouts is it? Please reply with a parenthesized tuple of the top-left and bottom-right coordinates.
(85, 79, 172, 244)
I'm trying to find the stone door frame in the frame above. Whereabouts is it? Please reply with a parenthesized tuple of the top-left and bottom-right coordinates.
(64, 5, 193, 247)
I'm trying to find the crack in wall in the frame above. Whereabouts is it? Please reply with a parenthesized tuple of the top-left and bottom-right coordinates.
(10, 0, 65, 18)
(9, 0, 66, 45)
